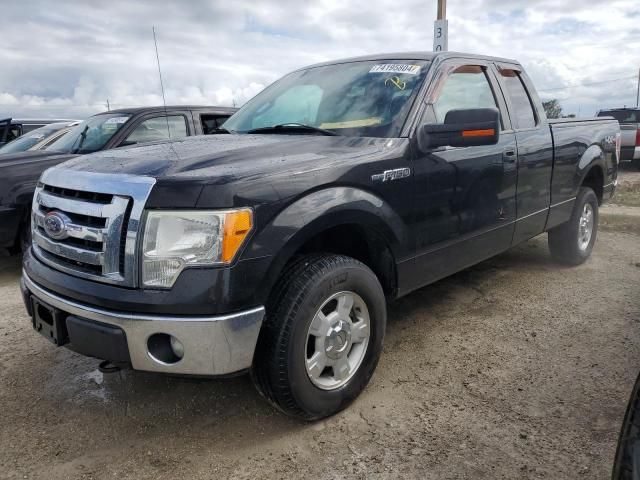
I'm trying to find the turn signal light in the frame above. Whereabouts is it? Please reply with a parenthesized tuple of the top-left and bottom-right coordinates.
(462, 128, 495, 137)
(222, 209, 253, 263)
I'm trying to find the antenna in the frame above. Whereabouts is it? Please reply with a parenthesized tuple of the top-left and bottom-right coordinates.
(152, 26, 171, 140)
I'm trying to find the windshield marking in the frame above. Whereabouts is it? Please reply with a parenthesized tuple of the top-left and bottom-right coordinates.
(369, 64, 421, 75)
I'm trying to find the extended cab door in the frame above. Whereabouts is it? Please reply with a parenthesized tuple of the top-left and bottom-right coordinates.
(494, 64, 553, 245)
(409, 60, 518, 289)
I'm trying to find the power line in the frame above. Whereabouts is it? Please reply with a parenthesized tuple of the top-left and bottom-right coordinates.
(538, 75, 636, 92)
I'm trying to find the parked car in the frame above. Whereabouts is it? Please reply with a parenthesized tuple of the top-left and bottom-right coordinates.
(20, 52, 619, 420)
(597, 108, 639, 169)
(0, 121, 80, 154)
(0, 105, 236, 253)
(0, 118, 78, 146)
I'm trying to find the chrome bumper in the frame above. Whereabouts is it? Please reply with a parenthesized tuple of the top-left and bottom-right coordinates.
(23, 272, 264, 376)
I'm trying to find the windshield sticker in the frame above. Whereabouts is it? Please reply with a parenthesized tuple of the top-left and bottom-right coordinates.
(104, 116, 129, 124)
(385, 76, 406, 90)
(370, 64, 421, 75)
(320, 118, 382, 129)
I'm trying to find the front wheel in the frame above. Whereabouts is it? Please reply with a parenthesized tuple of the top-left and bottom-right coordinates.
(548, 186, 598, 265)
(252, 254, 386, 420)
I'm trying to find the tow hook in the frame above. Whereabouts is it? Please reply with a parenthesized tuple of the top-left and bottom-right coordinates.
(98, 360, 121, 374)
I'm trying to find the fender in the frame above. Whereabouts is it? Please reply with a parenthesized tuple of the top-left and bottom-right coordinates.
(243, 186, 410, 303)
(547, 143, 605, 230)
(576, 143, 605, 194)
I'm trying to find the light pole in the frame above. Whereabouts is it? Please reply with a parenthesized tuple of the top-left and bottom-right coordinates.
(433, 0, 448, 52)
(636, 67, 639, 107)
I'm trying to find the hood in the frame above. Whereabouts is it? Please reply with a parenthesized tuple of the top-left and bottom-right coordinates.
(55, 134, 402, 180)
(0, 150, 77, 168)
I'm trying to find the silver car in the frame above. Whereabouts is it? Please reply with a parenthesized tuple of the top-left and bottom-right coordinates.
(598, 108, 639, 168)
(0, 121, 80, 155)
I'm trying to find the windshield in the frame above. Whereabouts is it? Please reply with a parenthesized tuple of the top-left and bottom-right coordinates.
(224, 60, 430, 138)
(45, 113, 131, 154)
(0, 123, 67, 154)
(597, 109, 639, 123)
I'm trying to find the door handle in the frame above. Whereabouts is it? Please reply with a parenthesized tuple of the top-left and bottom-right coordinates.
(503, 149, 517, 163)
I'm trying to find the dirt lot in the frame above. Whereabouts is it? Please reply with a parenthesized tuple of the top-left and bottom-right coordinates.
(1, 168, 639, 480)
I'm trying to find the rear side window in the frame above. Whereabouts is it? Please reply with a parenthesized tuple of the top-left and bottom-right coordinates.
(433, 65, 499, 124)
(597, 110, 639, 123)
(501, 70, 537, 129)
(200, 114, 231, 134)
(6, 125, 22, 143)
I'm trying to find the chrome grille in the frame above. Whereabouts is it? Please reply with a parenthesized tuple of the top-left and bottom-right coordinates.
(32, 169, 156, 287)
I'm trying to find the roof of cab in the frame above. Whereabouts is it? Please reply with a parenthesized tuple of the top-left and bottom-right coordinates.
(97, 105, 238, 116)
(297, 51, 520, 71)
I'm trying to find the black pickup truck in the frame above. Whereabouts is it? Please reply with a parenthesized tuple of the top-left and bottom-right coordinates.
(20, 52, 619, 420)
(0, 105, 236, 253)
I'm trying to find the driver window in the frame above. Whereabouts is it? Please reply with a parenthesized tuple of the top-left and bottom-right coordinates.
(432, 65, 500, 126)
(123, 115, 188, 145)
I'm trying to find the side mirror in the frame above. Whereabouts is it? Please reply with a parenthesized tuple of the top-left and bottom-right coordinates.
(417, 108, 500, 152)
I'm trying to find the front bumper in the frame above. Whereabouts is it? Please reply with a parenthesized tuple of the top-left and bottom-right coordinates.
(22, 272, 265, 376)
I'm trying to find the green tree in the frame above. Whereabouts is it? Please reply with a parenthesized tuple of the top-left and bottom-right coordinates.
(542, 99, 563, 119)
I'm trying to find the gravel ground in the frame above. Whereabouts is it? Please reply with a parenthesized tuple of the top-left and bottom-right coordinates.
(0, 168, 638, 480)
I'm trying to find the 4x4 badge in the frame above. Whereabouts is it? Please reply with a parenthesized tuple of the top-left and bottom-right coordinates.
(371, 167, 411, 183)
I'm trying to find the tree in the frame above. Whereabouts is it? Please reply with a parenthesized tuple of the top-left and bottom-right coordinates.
(542, 99, 563, 119)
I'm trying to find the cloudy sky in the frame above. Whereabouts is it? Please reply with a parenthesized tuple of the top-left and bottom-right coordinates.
(1, 0, 639, 120)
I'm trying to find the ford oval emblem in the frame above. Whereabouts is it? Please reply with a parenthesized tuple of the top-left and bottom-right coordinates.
(43, 211, 69, 240)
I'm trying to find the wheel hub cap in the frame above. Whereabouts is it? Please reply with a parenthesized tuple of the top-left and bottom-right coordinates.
(304, 291, 371, 390)
(578, 203, 594, 251)
(324, 320, 352, 360)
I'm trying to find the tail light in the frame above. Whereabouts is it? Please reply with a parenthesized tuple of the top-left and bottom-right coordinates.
(636, 128, 640, 146)
(615, 132, 622, 164)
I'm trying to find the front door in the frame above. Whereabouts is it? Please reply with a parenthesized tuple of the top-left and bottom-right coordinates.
(408, 62, 517, 291)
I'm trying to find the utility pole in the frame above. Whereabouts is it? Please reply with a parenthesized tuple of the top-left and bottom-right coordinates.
(106, 99, 110, 111)
(433, 0, 448, 52)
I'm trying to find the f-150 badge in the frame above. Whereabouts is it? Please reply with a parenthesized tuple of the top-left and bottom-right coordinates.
(372, 167, 411, 183)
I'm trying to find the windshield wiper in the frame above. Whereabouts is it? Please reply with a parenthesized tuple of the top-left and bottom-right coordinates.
(247, 123, 337, 136)
(70, 125, 89, 154)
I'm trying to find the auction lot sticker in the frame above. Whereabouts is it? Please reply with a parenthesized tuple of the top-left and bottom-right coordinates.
(369, 64, 421, 75)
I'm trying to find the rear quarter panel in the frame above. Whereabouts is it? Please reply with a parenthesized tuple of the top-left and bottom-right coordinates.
(547, 119, 619, 229)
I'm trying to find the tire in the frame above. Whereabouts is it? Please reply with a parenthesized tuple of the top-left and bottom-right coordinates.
(548, 187, 598, 265)
(252, 254, 386, 420)
(20, 216, 32, 254)
(612, 372, 640, 480)
(7, 211, 31, 256)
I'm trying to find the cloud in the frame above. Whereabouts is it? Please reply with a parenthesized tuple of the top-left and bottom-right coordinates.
(1, 0, 639, 119)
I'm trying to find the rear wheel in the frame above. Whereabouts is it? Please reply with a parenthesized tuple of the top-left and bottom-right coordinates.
(548, 187, 598, 265)
(252, 254, 386, 420)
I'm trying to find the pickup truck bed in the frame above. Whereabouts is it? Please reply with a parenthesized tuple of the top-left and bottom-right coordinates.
(546, 117, 618, 230)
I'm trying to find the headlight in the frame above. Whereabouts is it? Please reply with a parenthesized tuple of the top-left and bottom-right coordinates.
(141, 209, 253, 288)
